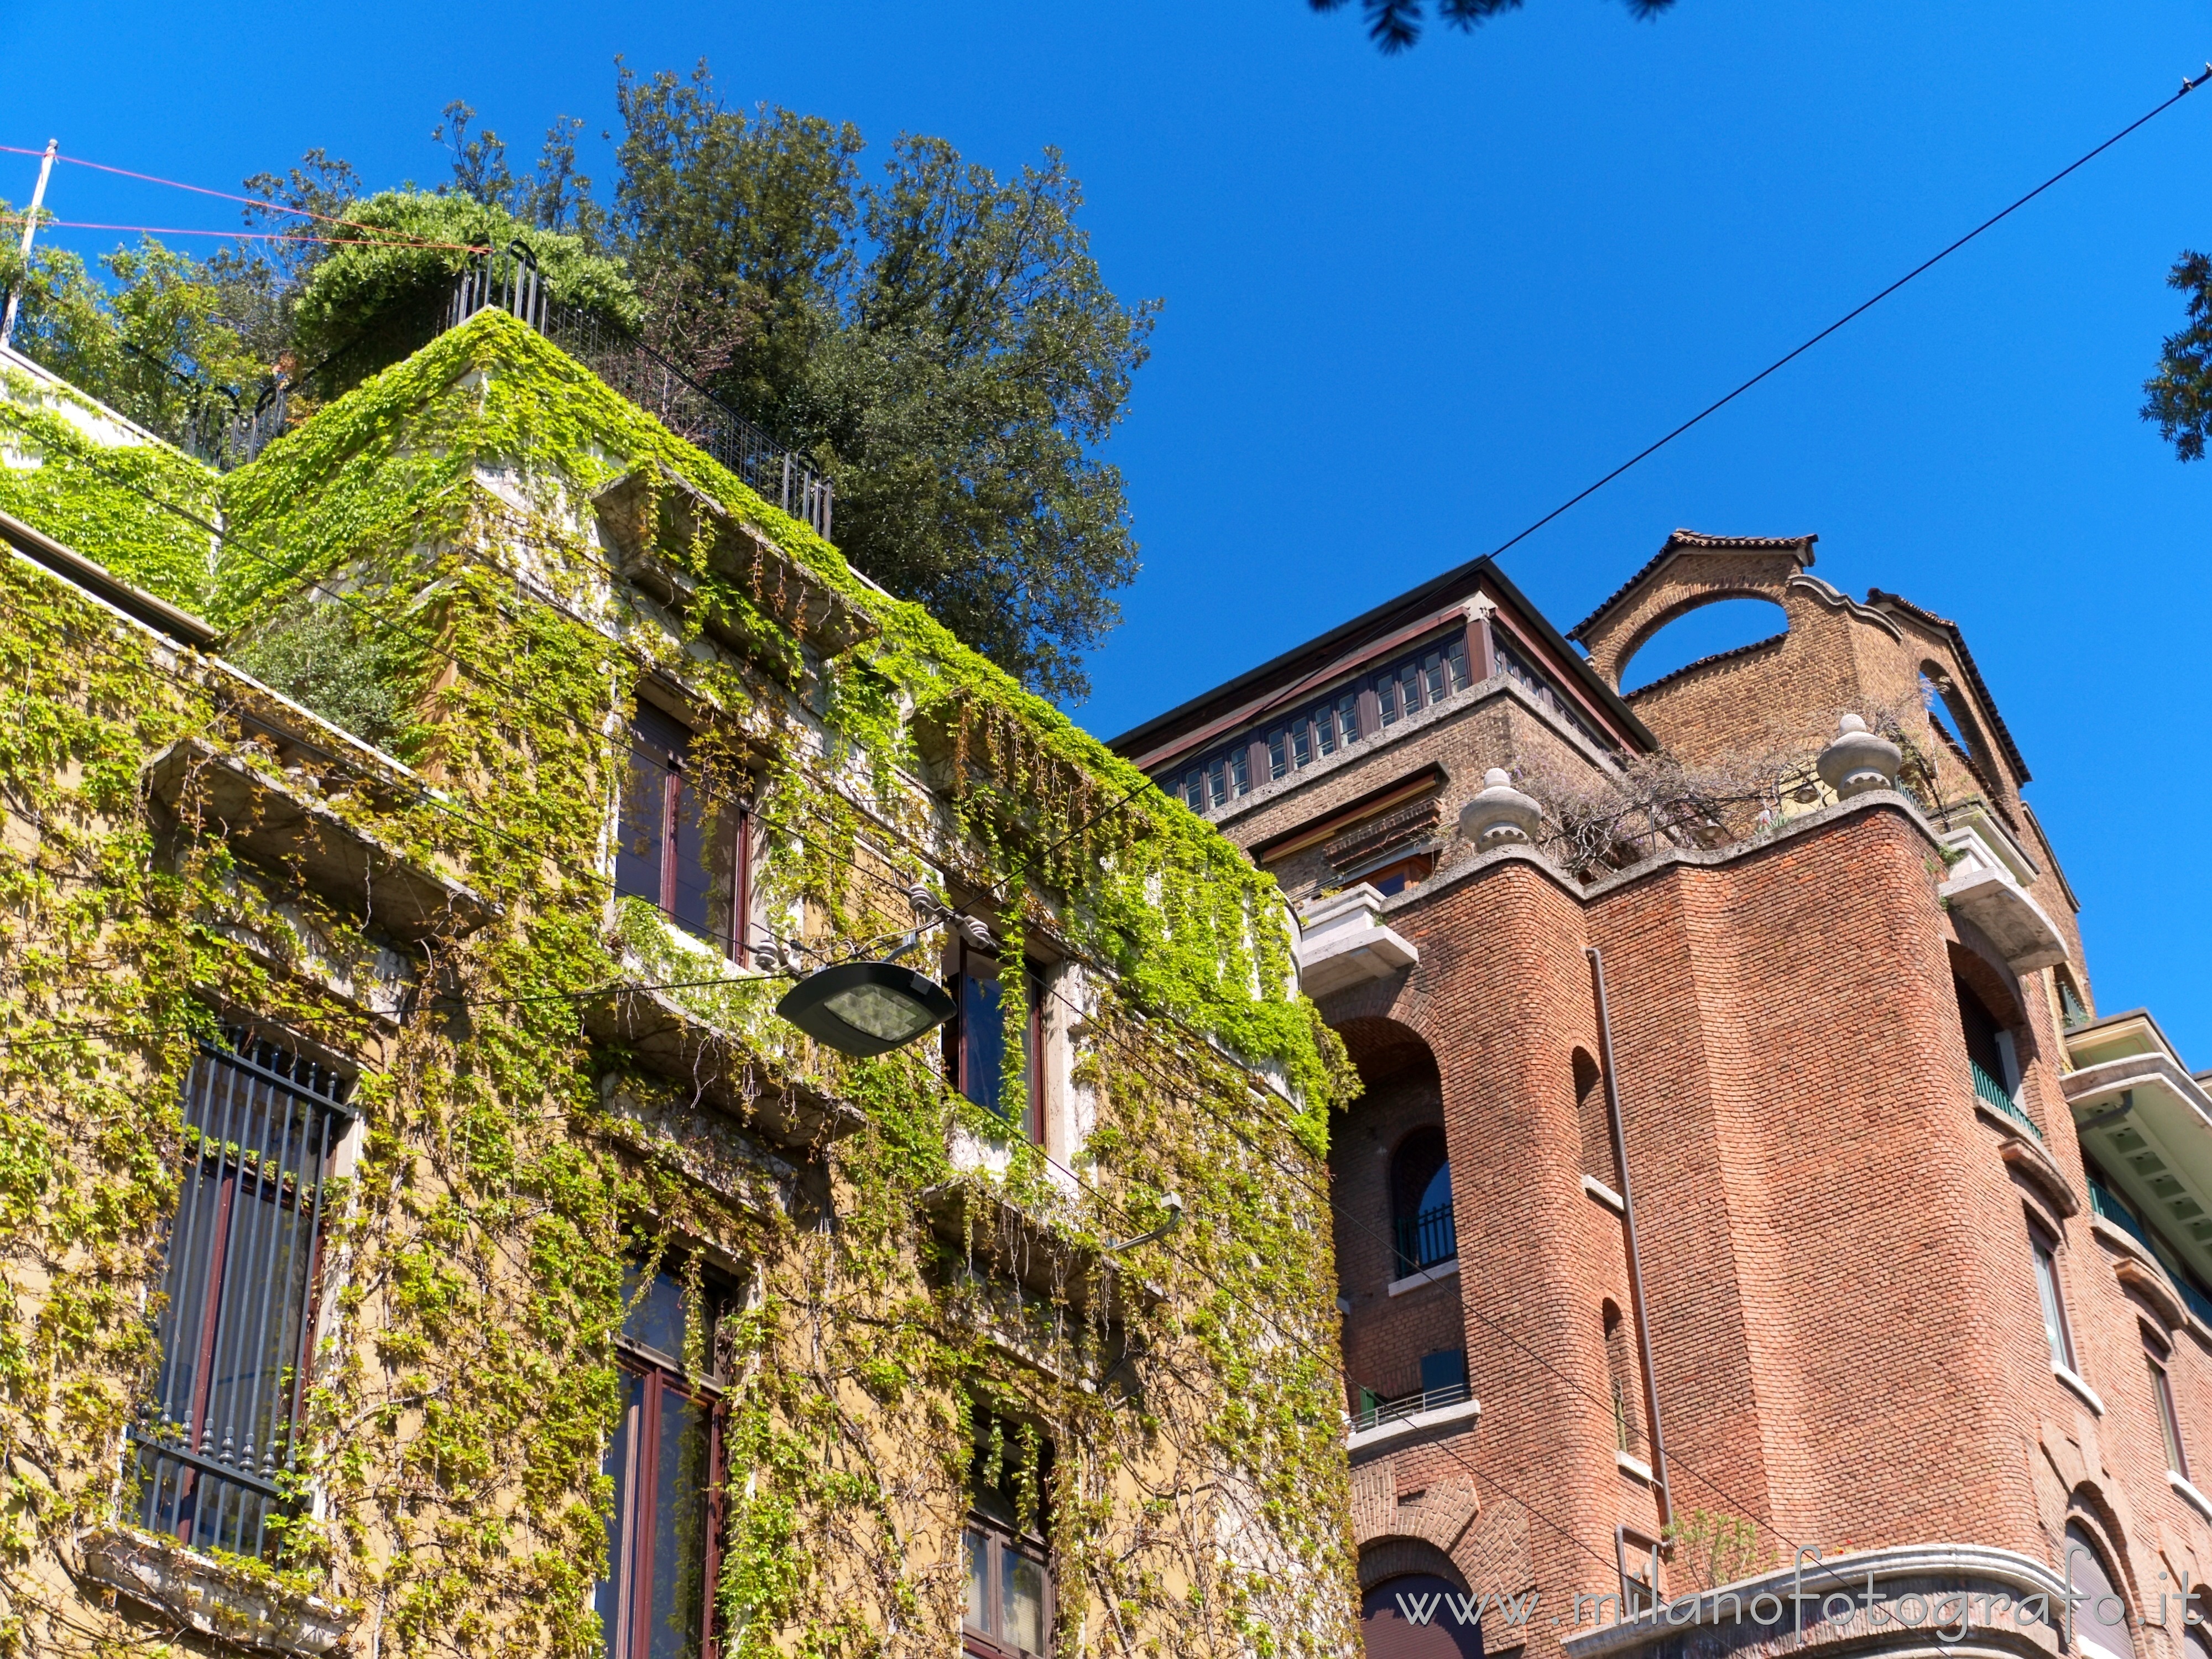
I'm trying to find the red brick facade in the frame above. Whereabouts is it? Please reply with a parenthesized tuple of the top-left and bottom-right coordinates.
(1116, 531, 2203, 1659)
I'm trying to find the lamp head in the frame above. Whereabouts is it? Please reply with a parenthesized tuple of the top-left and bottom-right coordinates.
(775, 961, 957, 1057)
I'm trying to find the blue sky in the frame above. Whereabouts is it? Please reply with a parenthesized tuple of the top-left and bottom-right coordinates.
(6, 0, 2208, 1055)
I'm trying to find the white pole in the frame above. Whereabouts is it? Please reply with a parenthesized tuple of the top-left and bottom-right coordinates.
(0, 139, 60, 351)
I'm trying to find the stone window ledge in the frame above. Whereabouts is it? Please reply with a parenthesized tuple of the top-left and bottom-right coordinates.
(1582, 1175, 1626, 1214)
(80, 1526, 355, 1654)
(1347, 1395, 1481, 1453)
(1616, 1449, 1655, 1484)
(1387, 1258, 1459, 1298)
(2054, 1363, 2106, 1416)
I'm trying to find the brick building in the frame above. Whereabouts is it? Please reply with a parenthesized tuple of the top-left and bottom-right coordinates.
(1114, 530, 2212, 1659)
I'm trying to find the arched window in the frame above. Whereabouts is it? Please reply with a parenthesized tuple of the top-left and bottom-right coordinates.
(1361, 1573, 1483, 1657)
(1574, 1050, 1610, 1186)
(1603, 1301, 1643, 1457)
(2064, 1524, 2135, 1659)
(1956, 976, 2028, 1128)
(1391, 1128, 1455, 1277)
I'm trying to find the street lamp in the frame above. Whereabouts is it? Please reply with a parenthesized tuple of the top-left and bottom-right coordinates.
(775, 959, 957, 1057)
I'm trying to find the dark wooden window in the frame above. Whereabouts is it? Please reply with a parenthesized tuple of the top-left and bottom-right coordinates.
(964, 1407, 1053, 1657)
(617, 704, 749, 958)
(133, 1029, 352, 1562)
(2030, 1224, 2075, 1373)
(596, 1258, 734, 1659)
(947, 947, 1045, 1143)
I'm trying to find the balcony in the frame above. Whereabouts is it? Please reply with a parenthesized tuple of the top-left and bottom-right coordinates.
(1295, 883, 1418, 999)
(1393, 1201, 1457, 1280)
(1971, 1057, 2042, 1141)
(2089, 1175, 2212, 1330)
(2065, 1009, 2212, 1290)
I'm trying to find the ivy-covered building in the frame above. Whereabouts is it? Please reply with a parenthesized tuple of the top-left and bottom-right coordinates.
(0, 309, 1359, 1658)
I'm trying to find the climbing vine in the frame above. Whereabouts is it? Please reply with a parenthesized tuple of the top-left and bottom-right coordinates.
(0, 307, 1359, 1659)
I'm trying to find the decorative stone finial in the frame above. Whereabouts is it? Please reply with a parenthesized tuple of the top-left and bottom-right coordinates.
(1815, 713, 1902, 800)
(1459, 768, 1544, 849)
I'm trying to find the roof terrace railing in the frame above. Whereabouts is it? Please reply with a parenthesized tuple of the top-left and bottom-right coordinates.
(444, 244, 834, 542)
(90, 244, 835, 543)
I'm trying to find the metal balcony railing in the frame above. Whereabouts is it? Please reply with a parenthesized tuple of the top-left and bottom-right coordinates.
(1970, 1057, 2041, 1141)
(1354, 1378, 1471, 1435)
(445, 244, 834, 542)
(1393, 1201, 1456, 1279)
(2089, 1177, 2212, 1328)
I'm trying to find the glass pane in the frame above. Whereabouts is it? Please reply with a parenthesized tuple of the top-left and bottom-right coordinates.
(617, 724, 675, 912)
(964, 1529, 990, 1630)
(1337, 693, 1360, 740)
(962, 974, 1011, 1118)
(665, 770, 722, 945)
(2033, 1242, 2071, 1370)
(1446, 634, 1472, 690)
(1004, 1548, 1047, 1652)
(594, 1368, 646, 1658)
(647, 1383, 716, 1659)
(1379, 679, 1400, 724)
(622, 1263, 690, 1364)
(1292, 723, 1312, 766)
(1266, 732, 1287, 779)
(1230, 749, 1250, 794)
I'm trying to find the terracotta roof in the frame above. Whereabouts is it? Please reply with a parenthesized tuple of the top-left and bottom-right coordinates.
(1567, 529, 1818, 645)
(1864, 588, 2031, 786)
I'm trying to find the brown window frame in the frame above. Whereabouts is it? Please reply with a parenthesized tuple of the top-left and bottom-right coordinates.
(2030, 1221, 2077, 1374)
(946, 945, 1046, 1145)
(597, 1258, 735, 1659)
(617, 705, 751, 961)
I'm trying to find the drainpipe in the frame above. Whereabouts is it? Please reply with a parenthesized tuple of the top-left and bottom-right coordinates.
(1588, 946, 1673, 1530)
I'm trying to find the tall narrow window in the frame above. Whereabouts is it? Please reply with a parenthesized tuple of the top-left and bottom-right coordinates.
(617, 705, 748, 958)
(2031, 1227, 2076, 1373)
(947, 948, 1045, 1144)
(134, 1029, 351, 1562)
(2150, 1351, 2189, 1479)
(597, 1258, 732, 1659)
(964, 1404, 1053, 1658)
(1604, 1301, 1643, 1457)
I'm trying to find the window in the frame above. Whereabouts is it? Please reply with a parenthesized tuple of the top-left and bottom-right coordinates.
(1957, 977, 2027, 1124)
(617, 704, 749, 957)
(596, 1257, 733, 1659)
(1389, 1126, 1455, 1276)
(2064, 1524, 2136, 1659)
(964, 1405, 1053, 1657)
(2031, 1227, 2076, 1373)
(1604, 1301, 1642, 1457)
(1361, 1573, 1483, 1657)
(947, 946, 1045, 1143)
(133, 1029, 352, 1562)
(2150, 1350, 2189, 1479)
(1359, 853, 1435, 899)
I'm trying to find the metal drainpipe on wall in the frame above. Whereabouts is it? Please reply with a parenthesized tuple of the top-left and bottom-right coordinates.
(1588, 946, 1673, 1531)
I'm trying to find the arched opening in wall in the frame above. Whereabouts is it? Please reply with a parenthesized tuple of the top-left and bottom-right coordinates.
(1391, 1126, 1455, 1278)
(1361, 1573, 1484, 1657)
(1574, 1048, 1610, 1186)
(1603, 1300, 1644, 1458)
(1953, 947, 2035, 1131)
(2064, 1521, 2137, 1659)
(1616, 597, 1789, 694)
(1919, 663, 2002, 797)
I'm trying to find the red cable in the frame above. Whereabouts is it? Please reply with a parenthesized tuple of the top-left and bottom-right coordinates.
(0, 214, 488, 253)
(0, 142, 363, 231)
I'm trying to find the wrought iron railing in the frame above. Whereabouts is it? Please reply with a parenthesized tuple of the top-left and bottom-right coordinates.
(2088, 1177, 2212, 1328)
(444, 244, 834, 541)
(1969, 1057, 2041, 1140)
(132, 1032, 351, 1561)
(89, 244, 837, 544)
(1354, 1378, 1471, 1434)
(1393, 1200, 1457, 1278)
